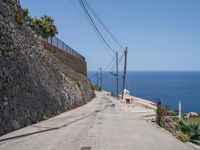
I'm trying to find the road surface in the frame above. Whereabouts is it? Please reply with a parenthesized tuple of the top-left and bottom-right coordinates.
(0, 92, 195, 150)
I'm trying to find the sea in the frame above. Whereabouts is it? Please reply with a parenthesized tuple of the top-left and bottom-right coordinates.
(88, 71, 200, 113)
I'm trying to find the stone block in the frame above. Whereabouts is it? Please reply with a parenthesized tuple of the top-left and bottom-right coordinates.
(0, 82, 2, 90)
(12, 120, 20, 130)
(3, 107, 10, 119)
(0, 120, 7, 131)
(0, 127, 5, 135)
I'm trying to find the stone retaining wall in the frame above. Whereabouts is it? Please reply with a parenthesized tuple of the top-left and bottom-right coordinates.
(42, 41, 87, 76)
(0, 0, 93, 136)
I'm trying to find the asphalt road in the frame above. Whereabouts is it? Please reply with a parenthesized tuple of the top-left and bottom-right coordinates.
(0, 92, 195, 150)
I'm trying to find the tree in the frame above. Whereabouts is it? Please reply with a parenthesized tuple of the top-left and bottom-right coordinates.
(31, 15, 58, 39)
(41, 15, 58, 38)
(22, 8, 29, 19)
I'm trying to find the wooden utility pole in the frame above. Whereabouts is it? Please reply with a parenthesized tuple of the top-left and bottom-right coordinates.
(99, 67, 102, 90)
(96, 71, 99, 87)
(116, 52, 119, 99)
(121, 47, 128, 100)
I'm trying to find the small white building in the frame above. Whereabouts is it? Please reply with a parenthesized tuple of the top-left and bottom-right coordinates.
(123, 89, 130, 95)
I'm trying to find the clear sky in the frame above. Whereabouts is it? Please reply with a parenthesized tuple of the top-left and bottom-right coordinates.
(21, 0, 200, 71)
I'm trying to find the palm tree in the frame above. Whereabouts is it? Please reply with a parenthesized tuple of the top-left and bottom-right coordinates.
(32, 17, 44, 37)
(31, 15, 58, 39)
(40, 15, 58, 39)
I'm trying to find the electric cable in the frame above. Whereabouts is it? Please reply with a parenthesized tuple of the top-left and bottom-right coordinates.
(83, 0, 124, 52)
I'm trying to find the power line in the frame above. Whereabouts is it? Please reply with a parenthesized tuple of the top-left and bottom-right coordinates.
(70, 0, 88, 21)
(103, 55, 115, 70)
(71, 0, 125, 58)
(72, 0, 125, 69)
(82, 0, 124, 52)
(78, 0, 115, 57)
(72, 0, 128, 98)
(88, 72, 97, 78)
(119, 52, 125, 64)
(79, 0, 116, 54)
(70, 0, 114, 57)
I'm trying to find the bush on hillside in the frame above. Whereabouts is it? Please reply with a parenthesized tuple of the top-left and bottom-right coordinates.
(15, 8, 58, 39)
(178, 119, 200, 145)
(175, 132, 189, 143)
(156, 101, 176, 127)
(91, 85, 102, 91)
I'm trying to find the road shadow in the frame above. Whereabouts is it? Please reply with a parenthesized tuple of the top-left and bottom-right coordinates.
(104, 104, 115, 108)
(0, 107, 107, 143)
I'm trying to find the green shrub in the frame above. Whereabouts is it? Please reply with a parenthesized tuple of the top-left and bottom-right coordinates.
(22, 8, 29, 18)
(156, 101, 177, 127)
(156, 101, 167, 127)
(55, 111, 61, 116)
(165, 110, 177, 116)
(175, 132, 189, 142)
(42, 115, 48, 120)
(178, 120, 200, 145)
(187, 117, 200, 125)
(15, 8, 29, 25)
(15, 14, 23, 25)
(172, 116, 179, 123)
(91, 85, 102, 91)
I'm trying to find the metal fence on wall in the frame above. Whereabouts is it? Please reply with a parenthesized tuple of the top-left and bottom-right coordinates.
(46, 37, 85, 61)
(15, 0, 20, 3)
(14, 0, 85, 62)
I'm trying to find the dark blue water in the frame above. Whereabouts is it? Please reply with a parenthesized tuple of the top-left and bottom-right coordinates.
(88, 71, 200, 113)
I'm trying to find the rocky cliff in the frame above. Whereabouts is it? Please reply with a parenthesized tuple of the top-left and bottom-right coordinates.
(0, 0, 93, 136)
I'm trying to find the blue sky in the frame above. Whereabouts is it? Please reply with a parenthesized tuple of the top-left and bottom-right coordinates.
(21, 0, 200, 71)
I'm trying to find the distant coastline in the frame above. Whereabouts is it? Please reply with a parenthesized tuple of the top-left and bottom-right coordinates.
(89, 71, 200, 113)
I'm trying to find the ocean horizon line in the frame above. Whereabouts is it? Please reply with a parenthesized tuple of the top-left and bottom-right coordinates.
(88, 70, 200, 73)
